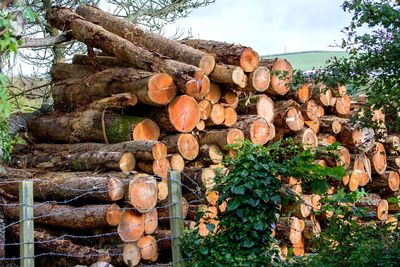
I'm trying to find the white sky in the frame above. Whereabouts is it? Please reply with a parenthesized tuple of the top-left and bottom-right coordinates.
(163, 0, 352, 55)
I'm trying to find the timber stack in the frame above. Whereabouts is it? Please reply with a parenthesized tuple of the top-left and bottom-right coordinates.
(0, 4, 399, 266)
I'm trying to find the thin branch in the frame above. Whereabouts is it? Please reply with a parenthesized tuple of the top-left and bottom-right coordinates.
(19, 31, 72, 48)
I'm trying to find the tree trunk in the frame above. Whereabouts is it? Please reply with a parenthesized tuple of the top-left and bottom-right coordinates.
(11, 225, 111, 265)
(209, 64, 246, 87)
(26, 110, 151, 143)
(48, 7, 209, 98)
(245, 67, 270, 92)
(180, 39, 259, 72)
(50, 63, 98, 81)
(274, 100, 304, 131)
(162, 133, 199, 161)
(88, 93, 138, 111)
(231, 115, 275, 145)
(14, 140, 167, 161)
(319, 116, 348, 134)
(12, 151, 135, 172)
(52, 67, 177, 110)
(260, 58, 293, 95)
(3, 203, 121, 229)
(76, 5, 215, 75)
(0, 167, 126, 202)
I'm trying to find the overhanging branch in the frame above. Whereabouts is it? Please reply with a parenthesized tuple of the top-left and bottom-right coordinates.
(19, 31, 72, 48)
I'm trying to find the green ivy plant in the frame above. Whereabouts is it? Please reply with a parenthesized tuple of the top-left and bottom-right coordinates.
(181, 140, 345, 267)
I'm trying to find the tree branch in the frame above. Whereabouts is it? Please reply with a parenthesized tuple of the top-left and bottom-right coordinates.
(19, 31, 72, 48)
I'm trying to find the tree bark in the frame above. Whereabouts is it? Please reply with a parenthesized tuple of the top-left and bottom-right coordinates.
(88, 93, 138, 111)
(180, 39, 259, 72)
(48, 7, 208, 98)
(3, 203, 122, 229)
(319, 116, 348, 134)
(209, 64, 246, 87)
(197, 128, 244, 149)
(26, 110, 149, 143)
(274, 100, 304, 131)
(11, 225, 111, 265)
(52, 67, 177, 110)
(50, 62, 97, 81)
(76, 5, 215, 75)
(0, 167, 126, 202)
(365, 171, 400, 196)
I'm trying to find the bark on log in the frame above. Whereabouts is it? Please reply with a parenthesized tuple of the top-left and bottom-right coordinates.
(356, 193, 389, 221)
(286, 83, 312, 103)
(14, 141, 167, 161)
(11, 225, 111, 265)
(197, 144, 223, 165)
(365, 171, 400, 195)
(274, 100, 304, 131)
(237, 94, 274, 123)
(136, 159, 171, 179)
(260, 58, 293, 95)
(3, 203, 121, 229)
(12, 151, 135, 172)
(180, 39, 259, 72)
(231, 115, 275, 145)
(197, 128, 244, 149)
(319, 116, 348, 134)
(275, 217, 303, 245)
(76, 5, 215, 75)
(209, 64, 246, 87)
(0, 167, 126, 202)
(72, 55, 133, 68)
(48, 8, 208, 98)
(88, 93, 138, 111)
(338, 126, 375, 152)
(50, 62, 98, 81)
(26, 110, 151, 143)
(52, 68, 176, 110)
(162, 133, 199, 161)
(387, 155, 400, 169)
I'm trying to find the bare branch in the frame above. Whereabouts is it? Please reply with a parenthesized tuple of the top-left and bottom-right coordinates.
(19, 31, 72, 48)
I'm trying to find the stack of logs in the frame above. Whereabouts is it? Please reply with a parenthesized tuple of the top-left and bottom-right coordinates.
(1, 4, 399, 266)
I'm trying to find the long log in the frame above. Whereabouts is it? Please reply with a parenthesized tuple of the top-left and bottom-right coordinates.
(3, 203, 121, 229)
(50, 62, 98, 81)
(14, 140, 167, 161)
(76, 5, 215, 75)
(52, 67, 177, 110)
(162, 133, 199, 161)
(237, 94, 274, 123)
(365, 171, 400, 195)
(274, 100, 304, 131)
(209, 64, 246, 87)
(26, 110, 154, 143)
(231, 115, 275, 145)
(88, 93, 138, 111)
(0, 167, 126, 202)
(12, 151, 135, 172)
(11, 225, 111, 265)
(180, 39, 259, 72)
(48, 7, 209, 98)
(197, 128, 244, 149)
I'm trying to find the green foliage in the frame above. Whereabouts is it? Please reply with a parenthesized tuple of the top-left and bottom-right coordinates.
(181, 140, 345, 266)
(287, 189, 400, 267)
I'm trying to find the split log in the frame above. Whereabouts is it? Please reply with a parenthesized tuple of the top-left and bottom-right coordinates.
(152, 95, 200, 133)
(245, 67, 270, 92)
(27, 110, 155, 143)
(0, 168, 126, 202)
(125, 173, 158, 213)
(12, 151, 135, 172)
(204, 83, 222, 104)
(232, 115, 275, 145)
(237, 94, 274, 123)
(76, 5, 215, 75)
(11, 225, 111, 265)
(3, 203, 121, 229)
(88, 93, 138, 111)
(274, 100, 304, 131)
(368, 142, 387, 175)
(260, 58, 293, 95)
(180, 39, 259, 72)
(365, 171, 400, 195)
(209, 64, 246, 87)
(49, 8, 208, 98)
(117, 210, 145, 242)
(52, 68, 176, 110)
(198, 128, 244, 149)
(15, 140, 167, 161)
(162, 133, 199, 161)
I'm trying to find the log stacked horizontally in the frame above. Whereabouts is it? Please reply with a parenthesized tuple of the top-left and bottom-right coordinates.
(1, 4, 399, 266)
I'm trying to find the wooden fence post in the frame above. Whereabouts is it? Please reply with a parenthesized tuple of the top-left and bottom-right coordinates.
(168, 171, 185, 267)
(19, 181, 34, 267)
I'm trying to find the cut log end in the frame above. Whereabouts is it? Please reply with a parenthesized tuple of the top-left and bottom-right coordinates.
(377, 199, 389, 221)
(106, 204, 122, 226)
(199, 100, 212, 120)
(118, 210, 144, 242)
(199, 54, 216, 75)
(152, 141, 168, 160)
(336, 94, 351, 115)
(372, 142, 387, 175)
(148, 73, 177, 105)
(286, 107, 304, 131)
(250, 67, 270, 92)
(196, 120, 206, 131)
(122, 243, 141, 266)
(240, 47, 260, 72)
(177, 133, 199, 160)
(224, 107, 238, 127)
(157, 181, 168, 201)
(108, 177, 125, 201)
(153, 158, 171, 179)
(298, 83, 311, 103)
(170, 153, 185, 171)
(137, 235, 158, 260)
(270, 58, 293, 95)
(250, 119, 273, 145)
(227, 128, 245, 145)
(209, 104, 225, 125)
(119, 152, 136, 172)
(205, 83, 221, 104)
(144, 208, 158, 234)
(388, 171, 400, 191)
(299, 128, 318, 149)
(132, 119, 160, 141)
(232, 66, 246, 87)
(168, 95, 200, 133)
(128, 174, 158, 213)
(256, 95, 274, 123)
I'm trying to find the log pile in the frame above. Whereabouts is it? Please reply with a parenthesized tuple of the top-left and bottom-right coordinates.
(0, 4, 399, 266)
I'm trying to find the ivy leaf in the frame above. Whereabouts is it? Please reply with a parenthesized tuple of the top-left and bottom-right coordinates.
(231, 185, 245, 195)
(387, 197, 399, 204)
(199, 247, 209, 255)
(206, 223, 215, 232)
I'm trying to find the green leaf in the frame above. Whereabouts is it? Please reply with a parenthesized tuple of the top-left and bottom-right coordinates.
(206, 223, 215, 232)
(231, 185, 245, 195)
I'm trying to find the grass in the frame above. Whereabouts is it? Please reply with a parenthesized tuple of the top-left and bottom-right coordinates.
(262, 50, 349, 71)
